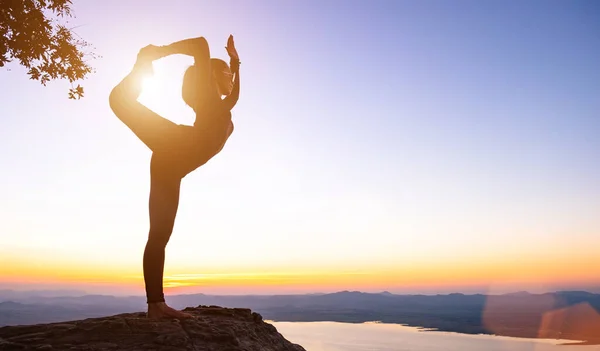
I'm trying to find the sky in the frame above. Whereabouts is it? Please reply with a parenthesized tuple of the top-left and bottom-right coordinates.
(1, 0, 599, 296)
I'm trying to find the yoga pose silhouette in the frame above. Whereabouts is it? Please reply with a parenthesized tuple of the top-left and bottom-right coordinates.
(109, 35, 240, 319)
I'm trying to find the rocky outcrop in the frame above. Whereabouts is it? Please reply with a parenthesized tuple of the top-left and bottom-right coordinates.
(0, 305, 306, 351)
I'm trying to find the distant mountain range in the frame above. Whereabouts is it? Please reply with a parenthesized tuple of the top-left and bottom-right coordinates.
(1, 290, 599, 344)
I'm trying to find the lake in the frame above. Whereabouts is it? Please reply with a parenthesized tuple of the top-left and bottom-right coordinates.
(270, 321, 600, 351)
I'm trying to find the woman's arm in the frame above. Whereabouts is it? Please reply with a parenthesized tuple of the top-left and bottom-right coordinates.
(222, 35, 240, 111)
(156, 37, 210, 62)
(222, 68, 240, 111)
(157, 37, 215, 111)
(156, 37, 212, 96)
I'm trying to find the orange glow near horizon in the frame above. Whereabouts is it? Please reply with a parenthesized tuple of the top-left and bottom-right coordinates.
(2, 248, 598, 295)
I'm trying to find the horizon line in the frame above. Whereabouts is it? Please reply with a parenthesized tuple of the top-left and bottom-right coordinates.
(1, 288, 599, 298)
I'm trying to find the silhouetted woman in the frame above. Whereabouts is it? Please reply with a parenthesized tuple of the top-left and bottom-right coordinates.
(109, 35, 240, 319)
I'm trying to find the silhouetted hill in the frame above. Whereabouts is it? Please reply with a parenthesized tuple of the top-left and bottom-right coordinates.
(1, 291, 599, 344)
(0, 289, 86, 300)
(0, 305, 305, 350)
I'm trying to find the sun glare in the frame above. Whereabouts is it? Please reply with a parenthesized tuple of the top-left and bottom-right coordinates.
(140, 75, 159, 100)
(138, 72, 170, 114)
(135, 57, 192, 120)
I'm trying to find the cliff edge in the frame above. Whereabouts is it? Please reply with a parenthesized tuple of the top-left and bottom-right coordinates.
(0, 305, 306, 351)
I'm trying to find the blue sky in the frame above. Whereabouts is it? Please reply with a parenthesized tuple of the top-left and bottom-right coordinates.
(0, 0, 599, 294)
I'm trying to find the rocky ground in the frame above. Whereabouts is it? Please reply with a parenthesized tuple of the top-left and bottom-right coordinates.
(0, 305, 306, 351)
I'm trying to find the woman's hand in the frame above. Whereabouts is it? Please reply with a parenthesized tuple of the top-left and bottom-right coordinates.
(225, 35, 240, 73)
(137, 45, 163, 62)
(225, 35, 239, 61)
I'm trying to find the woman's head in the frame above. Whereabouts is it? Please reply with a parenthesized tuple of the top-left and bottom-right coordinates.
(182, 58, 234, 109)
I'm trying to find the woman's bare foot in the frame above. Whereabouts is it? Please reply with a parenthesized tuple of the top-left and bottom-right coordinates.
(147, 302, 194, 320)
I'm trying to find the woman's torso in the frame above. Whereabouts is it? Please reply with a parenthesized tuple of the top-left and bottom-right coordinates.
(152, 104, 233, 179)
(175, 107, 233, 174)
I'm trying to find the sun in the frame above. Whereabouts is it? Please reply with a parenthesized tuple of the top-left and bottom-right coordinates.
(139, 75, 160, 101)
(135, 57, 194, 121)
(137, 73, 169, 113)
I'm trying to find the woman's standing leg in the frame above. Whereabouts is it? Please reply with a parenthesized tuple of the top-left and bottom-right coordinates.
(144, 153, 193, 319)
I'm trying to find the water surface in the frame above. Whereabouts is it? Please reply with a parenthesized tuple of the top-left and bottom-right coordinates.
(271, 321, 600, 351)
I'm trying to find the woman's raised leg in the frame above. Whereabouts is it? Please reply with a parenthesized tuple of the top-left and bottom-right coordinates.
(109, 55, 179, 152)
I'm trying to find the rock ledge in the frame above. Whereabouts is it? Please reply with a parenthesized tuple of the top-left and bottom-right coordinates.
(0, 305, 306, 351)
